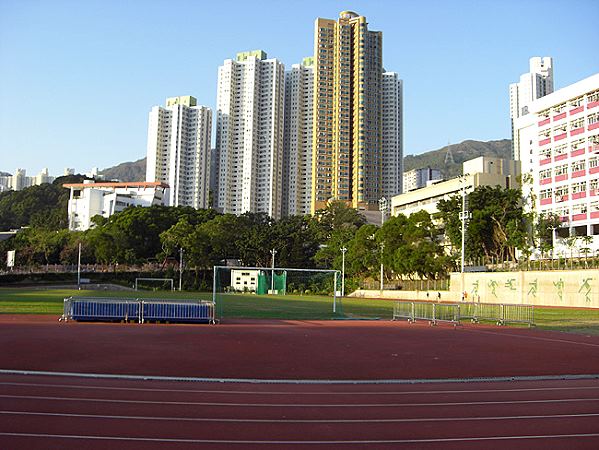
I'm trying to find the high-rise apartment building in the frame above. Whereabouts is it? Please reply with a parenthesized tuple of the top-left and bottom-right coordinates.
(283, 57, 314, 216)
(382, 71, 403, 197)
(513, 73, 599, 257)
(145, 95, 212, 209)
(312, 11, 383, 213)
(215, 50, 285, 219)
(510, 57, 554, 159)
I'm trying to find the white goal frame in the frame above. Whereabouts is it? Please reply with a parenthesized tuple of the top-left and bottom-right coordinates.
(135, 277, 175, 291)
(213, 266, 341, 313)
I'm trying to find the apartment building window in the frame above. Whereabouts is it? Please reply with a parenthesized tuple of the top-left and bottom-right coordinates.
(571, 160, 586, 173)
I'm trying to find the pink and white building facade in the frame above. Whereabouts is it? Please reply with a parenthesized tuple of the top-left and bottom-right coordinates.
(514, 73, 599, 257)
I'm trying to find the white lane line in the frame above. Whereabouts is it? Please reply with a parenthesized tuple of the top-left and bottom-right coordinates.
(2, 410, 599, 423)
(462, 328, 599, 348)
(2, 369, 598, 385)
(1, 394, 599, 407)
(1, 431, 599, 444)
(2, 381, 599, 396)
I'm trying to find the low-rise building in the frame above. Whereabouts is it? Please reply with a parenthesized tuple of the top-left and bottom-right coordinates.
(391, 156, 520, 218)
(65, 181, 169, 231)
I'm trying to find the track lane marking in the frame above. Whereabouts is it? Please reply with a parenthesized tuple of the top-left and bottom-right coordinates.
(2, 410, 599, 423)
(2, 381, 599, 396)
(461, 328, 599, 348)
(1, 431, 599, 444)
(2, 394, 599, 407)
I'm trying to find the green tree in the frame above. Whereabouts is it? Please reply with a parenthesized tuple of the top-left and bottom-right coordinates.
(437, 186, 525, 264)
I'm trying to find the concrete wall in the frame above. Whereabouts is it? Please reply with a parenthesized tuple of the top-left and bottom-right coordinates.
(451, 270, 598, 308)
(350, 269, 599, 308)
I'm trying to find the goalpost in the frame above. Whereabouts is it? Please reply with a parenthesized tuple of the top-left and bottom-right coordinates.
(135, 278, 175, 291)
(213, 266, 341, 321)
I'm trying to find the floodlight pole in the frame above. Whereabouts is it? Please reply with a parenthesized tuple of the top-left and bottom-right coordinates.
(179, 247, 184, 291)
(459, 174, 471, 300)
(380, 242, 385, 291)
(341, 247, 347, 297)
(270, 248, 277, 293)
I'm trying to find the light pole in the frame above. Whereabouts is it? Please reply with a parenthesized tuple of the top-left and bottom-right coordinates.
(459, 174, 472, 300)
(341, 247, 347, 297)
(77, 242, 81, 290)
(459, 174, 471, 274)
(270, 248, 277, 293)
(379, 196, 388, 225)
(380, 242, 385, 291)
(179, 248, 184, 291)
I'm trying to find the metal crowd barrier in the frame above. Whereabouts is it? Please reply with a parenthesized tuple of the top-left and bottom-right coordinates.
(60, 297, 216, 324)
(393, 300, 534, 327)
(394, 301, 460, 326)
(141, 298, 215, 324)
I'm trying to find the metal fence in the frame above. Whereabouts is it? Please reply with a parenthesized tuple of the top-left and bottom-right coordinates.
(61, 297, 215, 324)
(394, 301, 460, 326)
(393, 300, 534, 327)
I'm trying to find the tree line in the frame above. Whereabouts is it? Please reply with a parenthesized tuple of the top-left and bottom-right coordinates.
(0, 180, 563, 287)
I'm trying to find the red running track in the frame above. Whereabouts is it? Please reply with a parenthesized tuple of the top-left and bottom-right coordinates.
(0, 315, 599, 448)
(0, 315, 598, 380)
(1, 374, 599, 449)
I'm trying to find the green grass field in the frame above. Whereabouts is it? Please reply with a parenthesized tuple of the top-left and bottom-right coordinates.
(1, 287, 598, 335)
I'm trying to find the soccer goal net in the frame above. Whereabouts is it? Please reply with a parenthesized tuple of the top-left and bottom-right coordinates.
(213, 266, 342, 321)
(135, 278, 175, 292)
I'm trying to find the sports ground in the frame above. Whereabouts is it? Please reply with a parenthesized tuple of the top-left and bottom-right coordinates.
(1, 289, 599, 448)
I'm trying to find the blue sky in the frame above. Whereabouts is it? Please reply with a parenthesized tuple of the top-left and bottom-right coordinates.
(1, 0, 598, 176)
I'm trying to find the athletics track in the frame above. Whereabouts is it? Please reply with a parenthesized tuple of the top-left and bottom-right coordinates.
(0, 315, 598, 449)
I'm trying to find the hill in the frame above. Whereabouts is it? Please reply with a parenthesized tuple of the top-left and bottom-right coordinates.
(99, 158, 146, 182)
(404, 139, 511, 179)
(96, 139, 511, 183)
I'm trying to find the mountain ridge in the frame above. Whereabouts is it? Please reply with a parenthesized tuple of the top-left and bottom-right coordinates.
(71, 138, 511, 183)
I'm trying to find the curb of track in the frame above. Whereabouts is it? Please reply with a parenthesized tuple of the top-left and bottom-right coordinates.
(1, 369, 599, 385)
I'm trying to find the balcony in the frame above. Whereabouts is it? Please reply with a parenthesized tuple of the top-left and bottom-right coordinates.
(540, 157, 552, 165)
(588, 101, 599, 110)
(570, 148, 585, 157)
(590, 166, 599, 175)
(554, 133, 567, 141)
(538, 118, 550, 126)
(554, 153, 568, 162)
(540, 177, 552, 185)
(569, 106, 584, 116)
(572, 191, 586, 200)
(571, 170, 586, 178)
(540, 198, 552, 205)
(589, 122, 599, 131)
(539, 137, 551, 146)
(554, 174, 568, 182)
(572, 213, 587, 221)
(592, 211, 599, 219)
(570, 127, 585, 136)
(552, 112, 567, 121)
